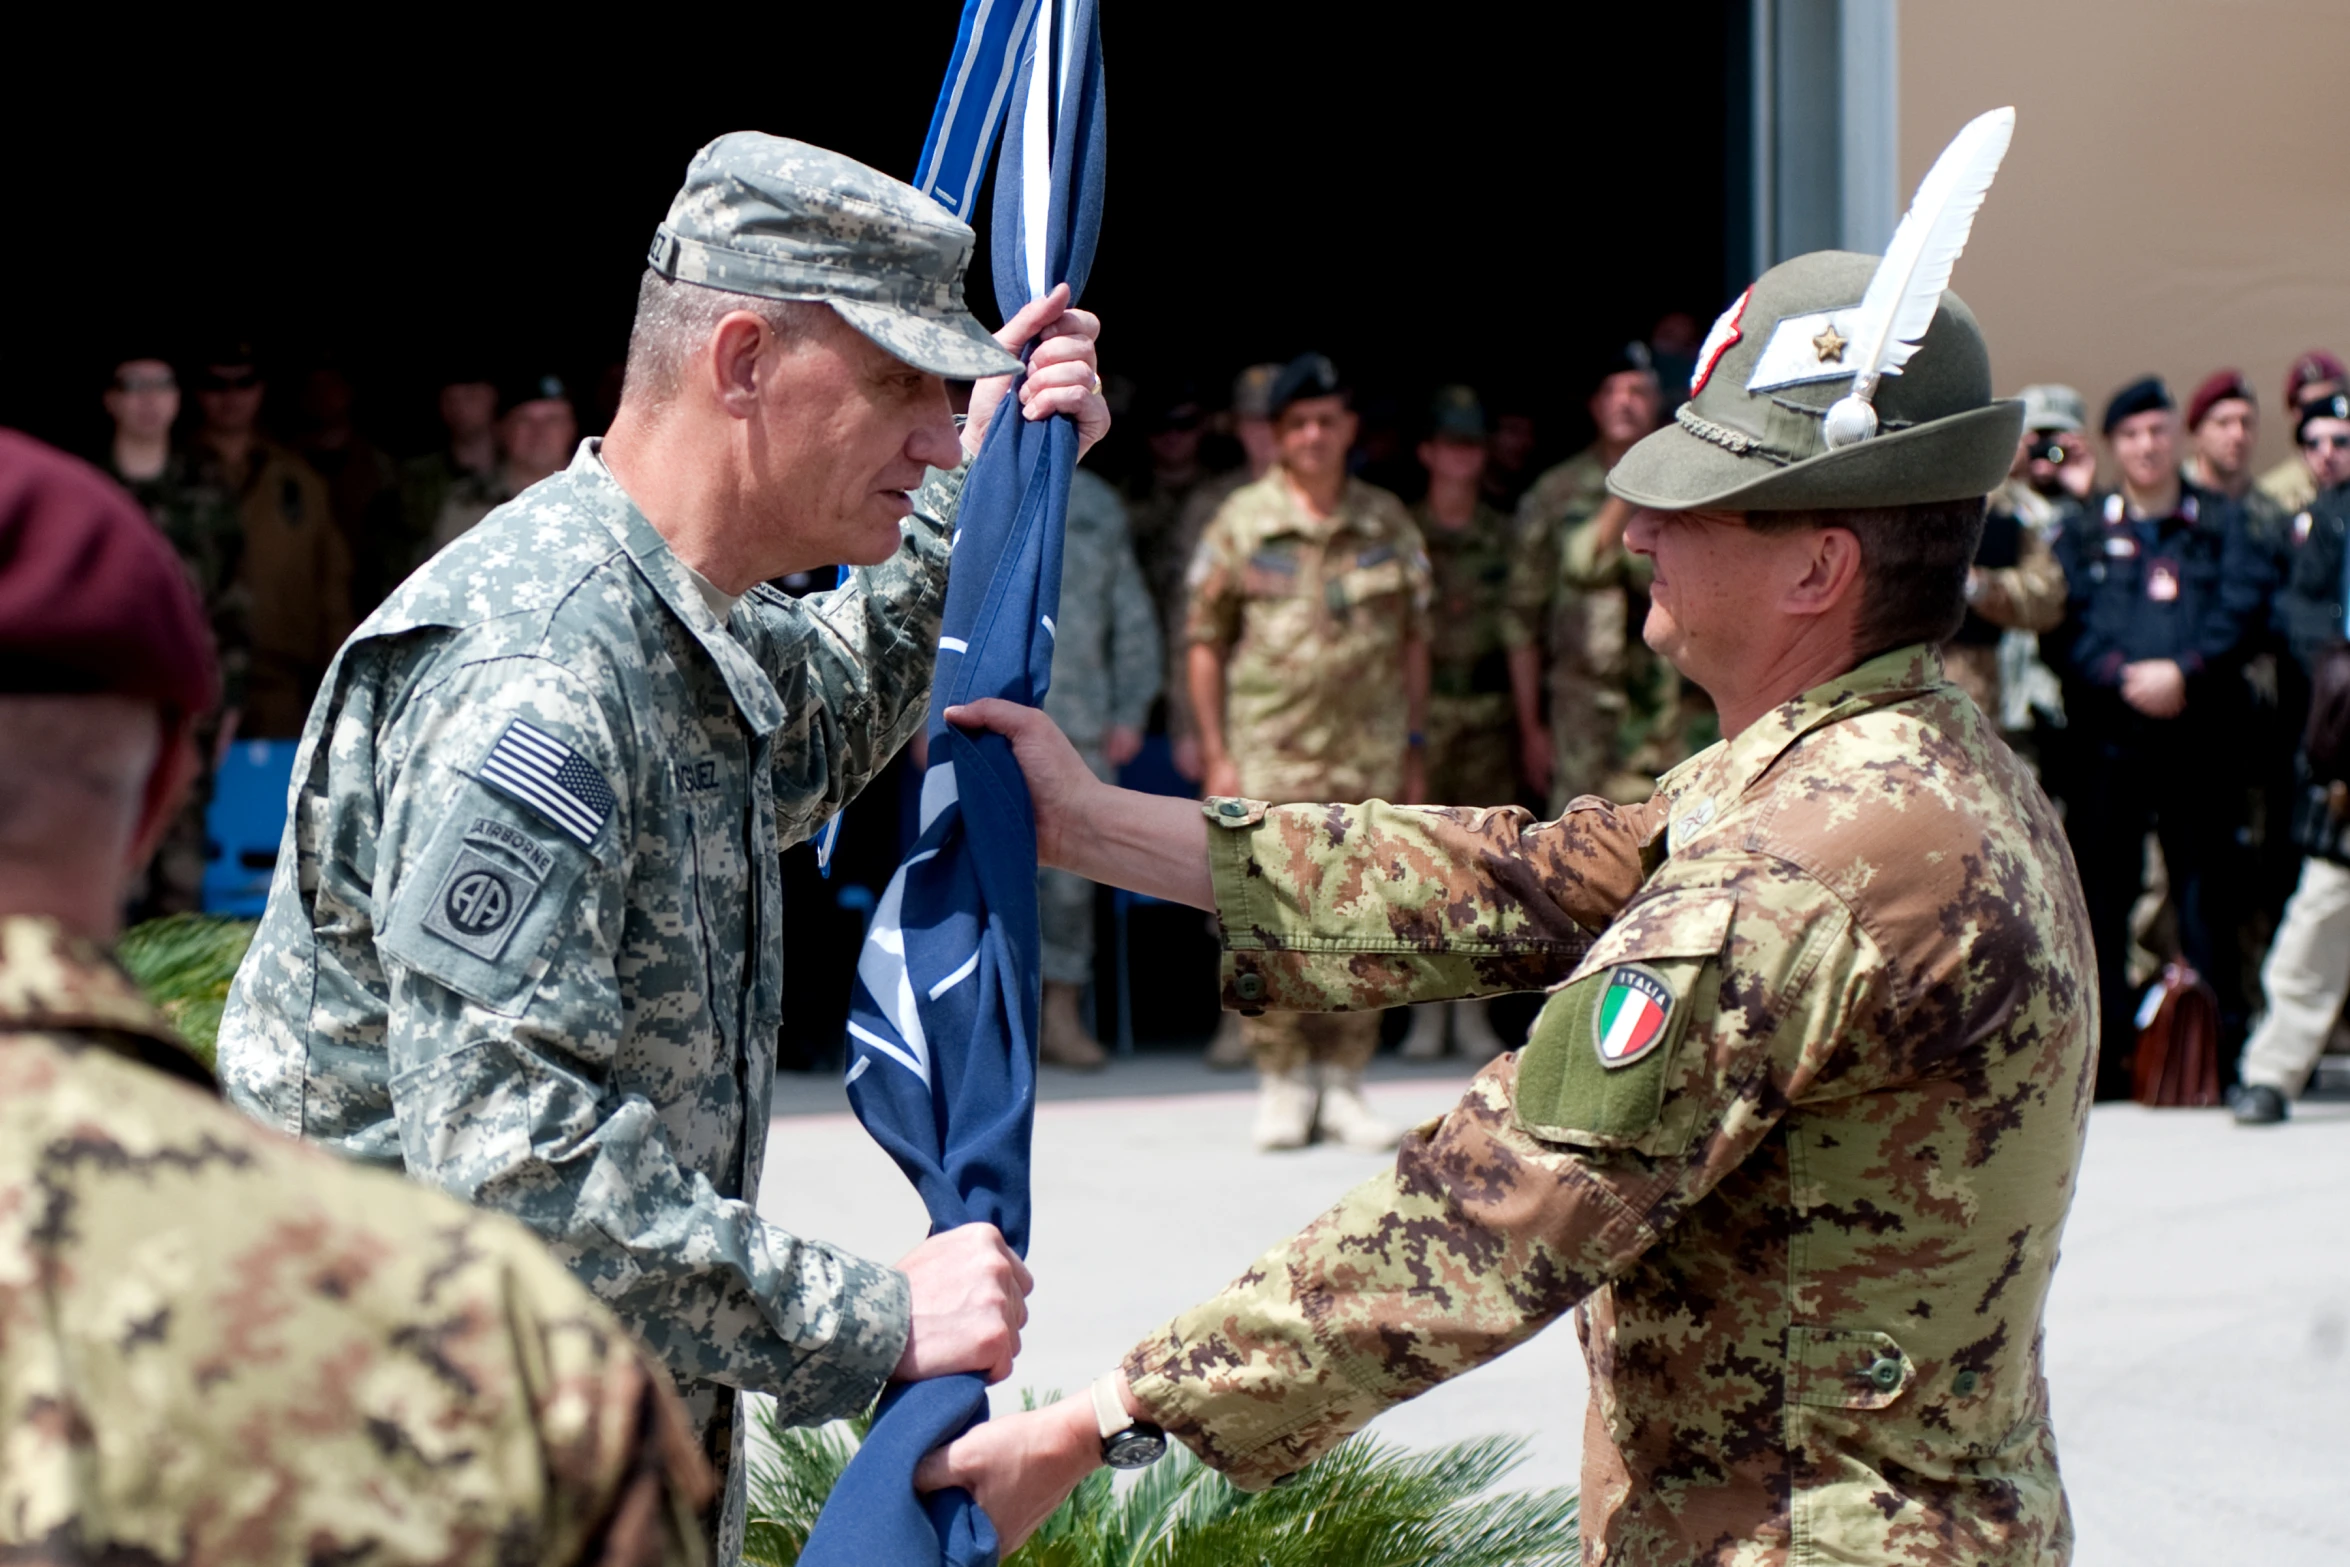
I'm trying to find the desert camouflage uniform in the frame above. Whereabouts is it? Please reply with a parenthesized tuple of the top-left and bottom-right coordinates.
(1945, 479, 2070, 722)
(188, 434, 355, 739)
(221, 442, 960, 1556)
(1414, 497, 1519, 806)
(1038, 468, 1161, 985)
(1506, 447, 1711, 812)
(1187, 472, 1432, 1072)
(1131, 645, 2094, 1565)
(111, 453, 253, 916)
(1, 914, 710, 1566)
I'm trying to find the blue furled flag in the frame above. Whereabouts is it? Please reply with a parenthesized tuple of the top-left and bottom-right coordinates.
(796, 4, 1105, 1565)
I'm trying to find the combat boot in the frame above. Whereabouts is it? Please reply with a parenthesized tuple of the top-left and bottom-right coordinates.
(1039, 981, 1107, 1071)
(1204, 1011, 1252, 1070)
(2233, 1083, 2289, 1124)
(1253, 1066, 1318, 1151)
(1451, 999, 1509, 1062)
(1399, 1002, 1448, 1059)
(1315, 1064, 1401, 1151)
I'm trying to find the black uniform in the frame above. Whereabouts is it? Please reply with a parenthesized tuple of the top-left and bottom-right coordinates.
(2049, 482, 2272, 1096)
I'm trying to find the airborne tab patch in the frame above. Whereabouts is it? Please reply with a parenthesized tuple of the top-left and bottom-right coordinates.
(1595, 964, 1674, 1068)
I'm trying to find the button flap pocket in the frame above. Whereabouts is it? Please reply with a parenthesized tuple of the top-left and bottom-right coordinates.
(1789, 1326, 1914, 1409)
(379, 795, 591, 1017)
(1514, 891, 1734, 1155)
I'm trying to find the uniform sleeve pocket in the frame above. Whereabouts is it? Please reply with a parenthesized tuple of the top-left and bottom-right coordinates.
(1512, 891, 1735, 1156)
(378, 790, 593, 1016)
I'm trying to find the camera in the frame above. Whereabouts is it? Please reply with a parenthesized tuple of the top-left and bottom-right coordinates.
(2030, 438, 2068, 466)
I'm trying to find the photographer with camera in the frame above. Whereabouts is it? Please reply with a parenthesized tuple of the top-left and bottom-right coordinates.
(1946, 386, 2076, 731)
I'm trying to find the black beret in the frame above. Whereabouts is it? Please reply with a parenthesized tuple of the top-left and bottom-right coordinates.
(2101, 375, 2174, 435)
(499, 372, 574, 416)
(1268, 353, 1345, 416)
(1593, 339, 1658, 386)
(0, 429, 218, 715)
(2298, 391, 2350, 440)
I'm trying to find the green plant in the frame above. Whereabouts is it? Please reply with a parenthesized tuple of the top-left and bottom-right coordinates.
(116, 914, 258, 1069)
(744, 1396, 1577, 1567)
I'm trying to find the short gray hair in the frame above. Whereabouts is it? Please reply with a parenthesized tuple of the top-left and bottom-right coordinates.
(0, 696, 161, 865)
(620, 270, 830, 412)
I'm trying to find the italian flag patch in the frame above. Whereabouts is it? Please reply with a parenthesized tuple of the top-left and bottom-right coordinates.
(1594, 964, 1673, 1069)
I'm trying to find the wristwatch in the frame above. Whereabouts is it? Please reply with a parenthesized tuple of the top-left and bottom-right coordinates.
(1091, 1374, 1166, 1469)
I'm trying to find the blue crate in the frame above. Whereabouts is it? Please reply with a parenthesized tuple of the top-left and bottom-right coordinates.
(200, 739, 300, 916)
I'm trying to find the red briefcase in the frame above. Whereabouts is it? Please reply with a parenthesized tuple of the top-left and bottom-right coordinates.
(2132, 961, 2223, 1108)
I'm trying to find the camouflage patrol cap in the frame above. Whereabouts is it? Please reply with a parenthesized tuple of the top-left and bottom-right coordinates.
(648, 132, 1019, 381)
(1609, 251, 2022, 512)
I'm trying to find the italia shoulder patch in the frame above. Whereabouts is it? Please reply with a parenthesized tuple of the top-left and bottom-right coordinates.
(1594, 963, 1674, 1068)
(478, 719, 615, 846)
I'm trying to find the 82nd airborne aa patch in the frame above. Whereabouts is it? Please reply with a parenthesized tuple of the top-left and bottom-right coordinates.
(1594, 963, 1674, 1069)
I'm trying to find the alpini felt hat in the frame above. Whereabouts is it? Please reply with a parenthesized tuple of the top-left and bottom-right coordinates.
(648, 132, 1019, 381)
(1609, 250, 2022, 512)
(1612, 107, 2026, 513)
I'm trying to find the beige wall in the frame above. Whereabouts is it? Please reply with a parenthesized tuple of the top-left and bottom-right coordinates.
(1902, 0, 2350, 482)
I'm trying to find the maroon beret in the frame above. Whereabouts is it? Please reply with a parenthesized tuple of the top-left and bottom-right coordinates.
(0, 428, 218, 715)
(2186, 369, 2255, 431)
(2286, 350, 2348, 409)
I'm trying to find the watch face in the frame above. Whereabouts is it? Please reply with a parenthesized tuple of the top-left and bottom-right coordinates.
(1103, 1426, 1167, 1469)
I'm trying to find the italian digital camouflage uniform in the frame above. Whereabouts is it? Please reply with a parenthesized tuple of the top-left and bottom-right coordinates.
(1038, 467, 1161, 985)
(1, 914, 711, 1566)
(1186, 471, 1433, 1073)
(1414, 497, 1520, 806)
(1131, 644, 2094, 1565)
(1506, 447, 1714, 813)
(110, 452, 252, 916)
(219, 443, 963, 1556)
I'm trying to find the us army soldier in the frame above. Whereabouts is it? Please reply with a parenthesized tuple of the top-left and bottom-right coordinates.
(1184, 352, 1432, 1151)
(0, 429, 711, 1566)
(934, 247, 2096, 1565)
(217, 134, 1107, 1558)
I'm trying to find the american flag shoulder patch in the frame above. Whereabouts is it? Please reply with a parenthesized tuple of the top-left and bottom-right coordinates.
(477, 719, 616, 846)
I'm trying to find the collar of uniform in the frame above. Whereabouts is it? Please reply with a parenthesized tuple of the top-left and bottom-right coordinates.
(1663, 643, 1948, 842)
(575, 440, 791, 737)
(0, 915, 216, 1092)
(1258, 474, 1396, 542)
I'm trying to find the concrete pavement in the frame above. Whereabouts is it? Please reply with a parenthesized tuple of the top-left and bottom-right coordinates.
(757, 1063, 2350, 1563)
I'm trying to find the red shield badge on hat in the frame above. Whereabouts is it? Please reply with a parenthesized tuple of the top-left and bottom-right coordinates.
(1594, 964, 1674, 1068)
(1688, 288, 1750, 398)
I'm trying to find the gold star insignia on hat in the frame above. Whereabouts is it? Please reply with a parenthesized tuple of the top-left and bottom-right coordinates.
(1812, 323, 1847, 364)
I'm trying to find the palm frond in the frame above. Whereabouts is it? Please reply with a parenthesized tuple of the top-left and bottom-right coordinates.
(115, 915, 258, 1069)
(744, 1391, 1576, 1567)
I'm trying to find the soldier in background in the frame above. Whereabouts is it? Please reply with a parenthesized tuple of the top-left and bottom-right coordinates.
(99, 352, 249, 916)
(297, 364, 404, 615)
(1506, 343, 1711, 815)
(1124, 383, 1209, 599)
(1185, 353, 1431, 1148)
(0, 429, 711, 1566)
(186, 341, 353, 738)
(1397, 385, 1513, 1064)
(2254, 349, 2348, 516)
(430, 371, 582, 556)
(2182, 369, 2261, 504)
(1036, 466, 1161, 1070)
(1946, 400, 2071, 731)
(397, 369, 501, 580)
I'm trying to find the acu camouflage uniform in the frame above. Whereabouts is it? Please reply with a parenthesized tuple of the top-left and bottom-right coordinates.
(1186, 470, 1432, 1073)
(1506, 447, 1712, 813)
(1037, 468, 1161, 986)
(220, 445, 962, 1556)
(1, 915, 710, 1566)
(1414, 496, 1520, 806)
(1133, 646, 2093, 1564)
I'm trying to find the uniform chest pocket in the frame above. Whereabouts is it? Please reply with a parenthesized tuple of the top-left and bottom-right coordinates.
(1242, 549, 1302, 598)
(1330, 555, 1408, 611)
(1513, 891, 1736, 1157)
(378, 793, 595, 1016)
